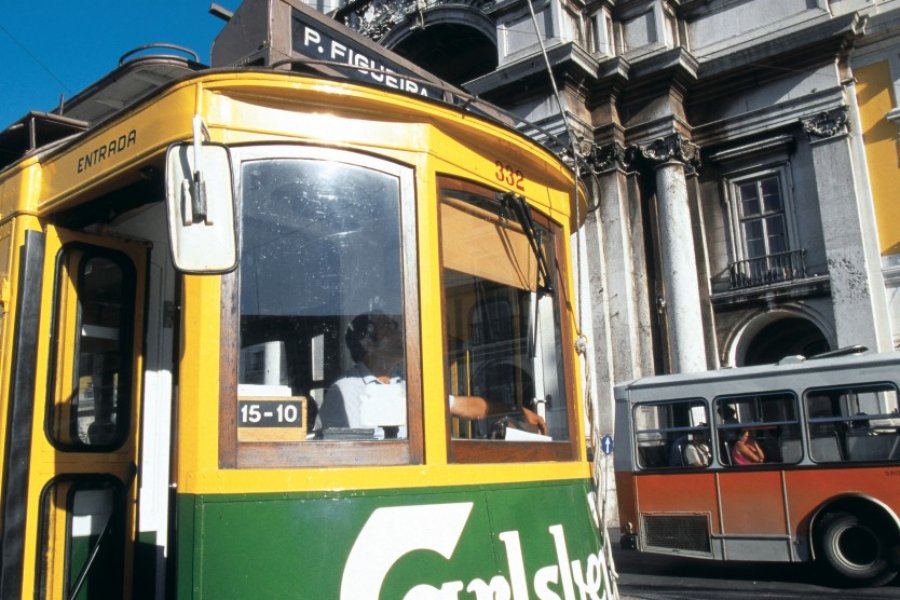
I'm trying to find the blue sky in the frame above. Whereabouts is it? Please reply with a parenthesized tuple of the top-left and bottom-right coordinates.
(0, 1, 241, 130)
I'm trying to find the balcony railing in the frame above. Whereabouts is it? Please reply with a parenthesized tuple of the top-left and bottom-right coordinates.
(728, 249, 808, 290)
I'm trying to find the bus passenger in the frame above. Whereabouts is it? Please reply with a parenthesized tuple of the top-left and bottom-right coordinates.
(684, 427, 711, 467)
(667, 435, 690, 466)
(318, 312, 546, 438)
(732, 428, 765, 465)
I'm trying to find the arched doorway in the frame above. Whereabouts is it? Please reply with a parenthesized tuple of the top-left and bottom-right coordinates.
(382, 9, 497, 88)
(741, 317, 830, 366)
(392, 24, 496, 86)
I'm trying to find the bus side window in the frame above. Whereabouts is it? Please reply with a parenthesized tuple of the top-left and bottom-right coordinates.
(805, 384, 900, 463)
(633, 400, 709, 469)
(714, 392, 801, 466)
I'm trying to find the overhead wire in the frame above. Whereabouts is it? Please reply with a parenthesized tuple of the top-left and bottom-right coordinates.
(0, 22, 73, 95)
(523, 1, 620, 598)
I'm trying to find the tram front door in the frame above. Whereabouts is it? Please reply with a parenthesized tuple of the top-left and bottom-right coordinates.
(5, 225, 148, 599)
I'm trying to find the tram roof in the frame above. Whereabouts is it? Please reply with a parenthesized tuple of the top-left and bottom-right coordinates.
(0, 0, 572, 173)
(0, 49, 204, 171)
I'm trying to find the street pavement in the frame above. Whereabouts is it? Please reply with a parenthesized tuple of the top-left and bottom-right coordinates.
(605, 529, 899, 600)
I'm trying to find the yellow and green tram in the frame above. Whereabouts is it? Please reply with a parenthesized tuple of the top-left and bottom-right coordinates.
(0, 4, 608, 599)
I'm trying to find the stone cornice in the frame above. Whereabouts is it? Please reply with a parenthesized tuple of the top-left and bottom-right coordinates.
(697, 12, 865, 80)
(710, 274, 831, 308)
(708, 134, 795, 165)
(464, 41, 600, 96)
(690, 88, 841, 148)
(676, 0, 714, 14)
(628, 47, 699, 83)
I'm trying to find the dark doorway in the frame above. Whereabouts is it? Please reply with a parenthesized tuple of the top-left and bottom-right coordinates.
(742, 317, 829, 366)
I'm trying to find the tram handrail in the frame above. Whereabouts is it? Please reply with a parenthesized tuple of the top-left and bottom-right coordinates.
(119, 43, 201, 66)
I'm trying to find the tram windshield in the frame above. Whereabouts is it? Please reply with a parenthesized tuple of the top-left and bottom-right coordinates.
(237, 156, 409, 441)
(232, 157, 570, 452)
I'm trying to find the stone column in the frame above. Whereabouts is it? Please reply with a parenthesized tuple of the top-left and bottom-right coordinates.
(579, 142, 655, 531)
(584, 142, 654, 386)
(642, 134, 707, 373)
(803, 106, 892, 352)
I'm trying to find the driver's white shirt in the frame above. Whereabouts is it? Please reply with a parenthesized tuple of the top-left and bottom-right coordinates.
(318, 362, 407, 439)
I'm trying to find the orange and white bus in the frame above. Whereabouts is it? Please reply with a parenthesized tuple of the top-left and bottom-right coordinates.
(614, 350, 900, 587)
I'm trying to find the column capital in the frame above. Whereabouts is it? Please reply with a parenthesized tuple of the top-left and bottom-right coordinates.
(801, 106, 850, 140)
(584, 142, 637, 175)
(639, 134, 701, 175)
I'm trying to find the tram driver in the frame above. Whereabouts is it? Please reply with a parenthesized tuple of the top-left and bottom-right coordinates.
(317, 312, 547, 439)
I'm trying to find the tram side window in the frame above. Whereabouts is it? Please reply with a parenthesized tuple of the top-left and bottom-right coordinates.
(805, 384, 900, 463)
(632, 400, 710, 468)
(49, 249, 135, 449)
(439, 179, 569, 445)
(238, 158, 409, 444)
(715, 392, 801, 465)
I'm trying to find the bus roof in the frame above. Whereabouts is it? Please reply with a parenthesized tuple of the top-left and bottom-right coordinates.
(615, 351, 900, 397)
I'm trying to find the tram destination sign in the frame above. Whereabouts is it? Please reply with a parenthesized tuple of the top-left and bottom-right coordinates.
(290, 8, 442, 100)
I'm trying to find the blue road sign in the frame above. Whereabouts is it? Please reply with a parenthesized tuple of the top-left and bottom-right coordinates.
(600, 434, 614, 455)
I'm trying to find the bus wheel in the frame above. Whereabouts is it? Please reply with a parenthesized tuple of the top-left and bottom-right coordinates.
(816, 511, 897, 586)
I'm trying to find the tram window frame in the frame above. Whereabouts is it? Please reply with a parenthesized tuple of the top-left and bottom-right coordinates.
(46, 245, 136, 452)
(219, 146, 423, 468)
(631, 399, 710, 469)
(714, 391, 802, 466)
(804, 382, 900, 464)
(36, 476, 126, 600)
(0, 223, 11, 340)
(437, 177, 578, 463)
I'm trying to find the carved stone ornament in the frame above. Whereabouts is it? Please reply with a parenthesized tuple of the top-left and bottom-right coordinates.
(343, 0, 495, 42)
(583, 142, 636, 174)
(801, 106, 850, 139)
(639, 134, 701, 174)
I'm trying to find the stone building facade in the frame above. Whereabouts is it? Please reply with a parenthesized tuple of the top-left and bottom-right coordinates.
(314, 1, 900, 519)
(328, 0, 898, 385)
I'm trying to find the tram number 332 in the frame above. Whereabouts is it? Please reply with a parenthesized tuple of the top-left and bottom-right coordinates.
(238, 400, 303, 428)
(495, 160, 525, 192)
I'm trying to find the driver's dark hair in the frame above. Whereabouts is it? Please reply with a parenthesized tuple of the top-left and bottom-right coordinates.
(345, 313, 377, 363)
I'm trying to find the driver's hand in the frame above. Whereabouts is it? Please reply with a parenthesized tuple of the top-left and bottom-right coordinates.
(522, 407, 548, 435)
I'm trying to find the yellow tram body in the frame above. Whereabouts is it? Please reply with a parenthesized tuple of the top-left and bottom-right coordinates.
(0, 19, 606, 598)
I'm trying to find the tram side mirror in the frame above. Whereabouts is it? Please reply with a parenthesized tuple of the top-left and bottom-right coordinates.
(165, 143, 237, 273)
